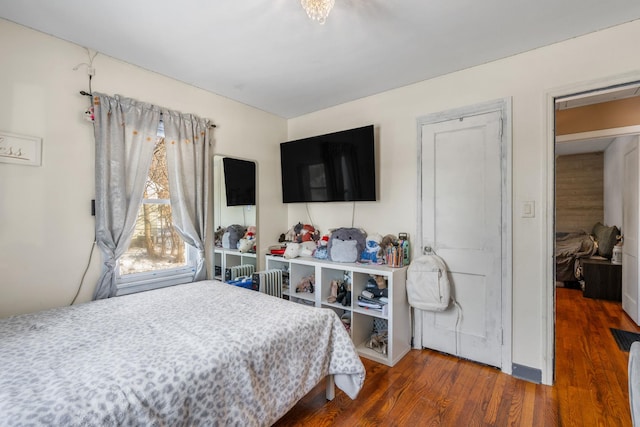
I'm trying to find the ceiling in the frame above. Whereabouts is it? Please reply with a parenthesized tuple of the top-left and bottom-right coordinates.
(2, 1, 640, 119)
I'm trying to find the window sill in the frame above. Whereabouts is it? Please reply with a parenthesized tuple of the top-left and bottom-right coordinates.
(116, 269, 196, 296)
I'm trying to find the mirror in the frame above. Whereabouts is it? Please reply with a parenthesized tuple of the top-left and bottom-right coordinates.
(213, 155, 258, 280)
(213, 155, 257, 240)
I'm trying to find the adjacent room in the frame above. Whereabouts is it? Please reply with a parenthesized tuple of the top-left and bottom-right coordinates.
(2, 1, 640, 425)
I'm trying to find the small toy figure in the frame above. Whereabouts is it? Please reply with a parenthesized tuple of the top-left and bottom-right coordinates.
(360, 233, 382, 263)
(214, 226, 226, 247)
(84, 106, 95, 122)
(314, 235, 330, 259)
(295, 274, 315, 293)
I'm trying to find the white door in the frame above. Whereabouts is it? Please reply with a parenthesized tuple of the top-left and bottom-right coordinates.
(622, 143, 639, 324)
(416, 104, 507, 368)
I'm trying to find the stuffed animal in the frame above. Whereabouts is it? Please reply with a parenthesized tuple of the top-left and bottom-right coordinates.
(237, 225, 256, 253)
(328, 227, 367, 263)
(314, 235, 330, 259)
(214, 226, 226, 247)
(222, 224, 246, 249)
(243, 225, 256, 240)
(294, 222, 318, 243)
(360, 233, 382, 263)
(299, 241, 317, 257)
(295, 274, 315, 293)
(283, 242, 301, 259)
(280, 224, 297, 243)
(237, 237, 255, 253)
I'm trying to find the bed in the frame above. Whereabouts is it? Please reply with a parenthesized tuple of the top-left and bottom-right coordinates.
(555, 231, 597, 282)
(555, 222, 620, 283)
(0, 280, 365, 426)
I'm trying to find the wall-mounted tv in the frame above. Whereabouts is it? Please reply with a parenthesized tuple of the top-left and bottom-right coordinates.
(222, 157, 256, 206)
(280, 125, 376, 203)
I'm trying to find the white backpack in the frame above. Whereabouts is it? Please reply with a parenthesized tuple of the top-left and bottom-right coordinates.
(406, 253, 451, 311)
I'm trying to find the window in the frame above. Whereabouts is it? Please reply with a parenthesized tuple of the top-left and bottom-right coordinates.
(116, 137, 196, 295)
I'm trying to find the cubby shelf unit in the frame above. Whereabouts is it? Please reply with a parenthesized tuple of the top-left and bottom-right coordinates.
(265, 254, 410, 367)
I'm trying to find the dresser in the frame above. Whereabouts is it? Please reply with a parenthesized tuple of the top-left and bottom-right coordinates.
(582, 258, 622, 301)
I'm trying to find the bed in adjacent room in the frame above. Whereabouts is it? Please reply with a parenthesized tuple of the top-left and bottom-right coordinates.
(0, 280, 365, 426)
(555, 230, 597, 282)
(555, 222, 620, 284)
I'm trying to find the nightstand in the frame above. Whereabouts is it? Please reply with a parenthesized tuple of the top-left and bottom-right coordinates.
(582, 258, 622, 301)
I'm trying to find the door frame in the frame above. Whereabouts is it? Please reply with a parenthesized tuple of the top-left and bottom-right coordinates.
(416, 97, 513, 374)
(544, 71, 640, 385)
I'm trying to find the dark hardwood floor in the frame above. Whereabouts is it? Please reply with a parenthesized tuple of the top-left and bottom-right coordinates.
(274, 287, 640, 426)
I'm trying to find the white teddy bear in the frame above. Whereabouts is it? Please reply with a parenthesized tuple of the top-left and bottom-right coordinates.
(284, 242, 301, 259)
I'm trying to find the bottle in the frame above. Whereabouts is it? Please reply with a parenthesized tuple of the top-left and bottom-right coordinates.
(612, 237, 623, 265)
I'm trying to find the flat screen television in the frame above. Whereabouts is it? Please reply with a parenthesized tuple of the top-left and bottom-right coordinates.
(280, 125, 376, 203)
(222, 157, 256, 206)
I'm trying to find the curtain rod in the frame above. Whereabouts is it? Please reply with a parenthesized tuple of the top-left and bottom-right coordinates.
(79, 90, 217, 128)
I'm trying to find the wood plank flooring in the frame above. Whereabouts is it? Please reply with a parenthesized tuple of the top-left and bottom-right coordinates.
(274, 287, 640, 426)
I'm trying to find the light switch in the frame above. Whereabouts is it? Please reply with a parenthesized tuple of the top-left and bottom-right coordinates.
(521, 201, 535, 218)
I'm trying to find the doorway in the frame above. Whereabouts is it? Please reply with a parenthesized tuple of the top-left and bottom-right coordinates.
(551, 80, 640, 383)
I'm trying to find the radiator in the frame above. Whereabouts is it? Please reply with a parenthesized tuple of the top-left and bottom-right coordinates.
(225, 264, 255, 281)
(253, 269, 283, 298)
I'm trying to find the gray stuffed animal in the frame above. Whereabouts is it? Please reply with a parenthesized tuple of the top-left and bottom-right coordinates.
(328, 227, 367, 263)
(222, 224, 247, 249)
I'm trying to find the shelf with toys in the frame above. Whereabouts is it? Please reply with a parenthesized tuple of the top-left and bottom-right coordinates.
(213, 225, 257, 281)
(264, 254, 410, 367)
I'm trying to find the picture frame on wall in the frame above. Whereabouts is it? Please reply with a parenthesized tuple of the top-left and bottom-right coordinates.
(0, 131, 42, 166)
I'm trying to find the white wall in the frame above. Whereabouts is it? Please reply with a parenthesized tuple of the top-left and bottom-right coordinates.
(287, 20, 640, 381)
(605, 135, 639, 230)
(0, 18, 287, 317)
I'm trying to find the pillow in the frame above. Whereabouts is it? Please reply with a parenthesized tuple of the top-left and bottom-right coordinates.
(592, 222, 620, 259)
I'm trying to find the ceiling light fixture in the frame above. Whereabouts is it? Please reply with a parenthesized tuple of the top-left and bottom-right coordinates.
(301, 0, 335, 24)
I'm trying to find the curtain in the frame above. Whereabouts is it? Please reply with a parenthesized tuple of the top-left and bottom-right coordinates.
(161, 109, 213, 282)
(93, 93, 161, 299)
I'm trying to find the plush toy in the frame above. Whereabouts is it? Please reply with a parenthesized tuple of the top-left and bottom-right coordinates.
(237, 225, 256, 253)
(294, 222, 318, 243)
(283, 242, 301, 259)
(295, 274, 315, 293)
(280, 225, 297, 243)
(214, 226, 226, 247)
(243, 225, 256, 240)
(360, 233, 382, 263)
(237, 237, 255, 253)
(222, 224, 246, 249)
(299, 241, 317, 257)
(314, 235, 330, 260)
(328, 227, 367, 263)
